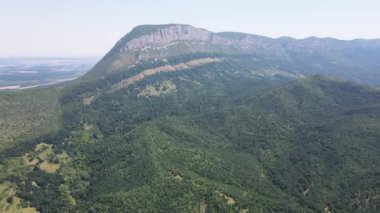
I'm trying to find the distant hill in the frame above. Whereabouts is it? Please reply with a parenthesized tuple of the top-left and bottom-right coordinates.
(0, 24, 379, 212)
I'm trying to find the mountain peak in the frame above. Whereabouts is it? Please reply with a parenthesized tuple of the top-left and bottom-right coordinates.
(112, 24, 212, 52)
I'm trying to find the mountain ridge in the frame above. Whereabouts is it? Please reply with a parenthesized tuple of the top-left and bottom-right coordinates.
(114, 24, 380, 51)
(81, 24, 380, 87)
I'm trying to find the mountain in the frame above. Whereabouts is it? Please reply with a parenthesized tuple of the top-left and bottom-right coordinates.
(0, 24, 379, 212)
(82, 24, 380, 86)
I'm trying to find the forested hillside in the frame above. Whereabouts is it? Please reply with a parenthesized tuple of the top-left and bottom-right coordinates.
(0, 24, 379, 212)
(0, 88, 62, 151)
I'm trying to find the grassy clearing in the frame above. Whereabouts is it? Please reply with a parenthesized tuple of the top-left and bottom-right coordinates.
(22, 143, 69, 174)
(83, 95, 95, 106)
(240, 208, 249, 213)
(0, 182, 38, 213)
(0, 182, 11, 210)
(35, 143, 67, 173)
(216, 190, 235, 205)
(39, 162, 60, 173)
(139, 80, 177, 97)
(4, 197, 39, 213)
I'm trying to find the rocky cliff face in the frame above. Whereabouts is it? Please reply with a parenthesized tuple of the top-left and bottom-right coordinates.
(113, 24, 273, 54)
(111, 24, 380, 56)
(120, 25, 213, 51)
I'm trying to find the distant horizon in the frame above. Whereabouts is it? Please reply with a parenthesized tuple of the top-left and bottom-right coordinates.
(2, 25, 380, 58)
(1, 0, 379, 57)
(0, 55, 102, 59)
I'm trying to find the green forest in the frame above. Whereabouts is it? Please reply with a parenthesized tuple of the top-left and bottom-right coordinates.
(1, 25, 380, 212)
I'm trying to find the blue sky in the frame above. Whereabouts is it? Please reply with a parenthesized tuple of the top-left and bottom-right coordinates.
(0, 0, 379, 57)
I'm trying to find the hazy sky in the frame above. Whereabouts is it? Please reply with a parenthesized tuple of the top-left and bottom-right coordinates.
(1, 0, 379, 57)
